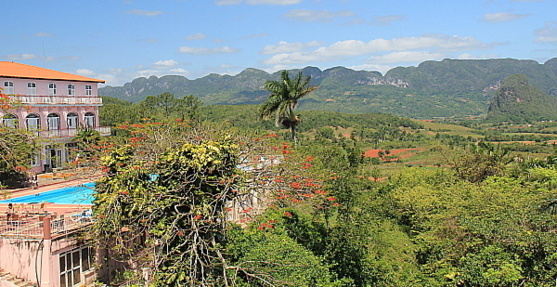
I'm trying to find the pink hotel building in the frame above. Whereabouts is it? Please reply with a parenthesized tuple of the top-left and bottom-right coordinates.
(0, 62, 108, 287)
(0, 61, 110, 174)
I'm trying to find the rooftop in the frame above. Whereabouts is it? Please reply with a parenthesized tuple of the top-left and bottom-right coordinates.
(0, 61, 105, 83)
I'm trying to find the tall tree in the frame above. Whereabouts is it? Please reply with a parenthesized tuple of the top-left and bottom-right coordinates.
(258, 70, 317, 142)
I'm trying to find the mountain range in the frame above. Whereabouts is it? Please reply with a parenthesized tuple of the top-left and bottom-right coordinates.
(99, 58, 557, 119)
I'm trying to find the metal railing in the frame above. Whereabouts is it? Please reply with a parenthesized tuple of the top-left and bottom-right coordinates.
(0, 211, 93, 239)
(35, 126, 111, 138)
(10, 95, 102, 105)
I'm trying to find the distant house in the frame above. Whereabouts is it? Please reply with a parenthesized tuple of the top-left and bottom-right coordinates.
(0, 61, 109, 173)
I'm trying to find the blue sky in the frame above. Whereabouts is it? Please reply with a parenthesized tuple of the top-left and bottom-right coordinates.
(3, 0, 556, 86)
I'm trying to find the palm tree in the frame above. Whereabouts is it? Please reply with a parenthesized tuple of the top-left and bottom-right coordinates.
(258, 70, 317, 142)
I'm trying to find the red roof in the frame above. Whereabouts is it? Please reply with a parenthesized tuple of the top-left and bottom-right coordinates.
(0, 61, 105, 83)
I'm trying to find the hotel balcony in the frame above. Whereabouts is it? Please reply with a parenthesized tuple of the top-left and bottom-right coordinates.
(11, 95, 103, 105)
(37, 126, 112, 138)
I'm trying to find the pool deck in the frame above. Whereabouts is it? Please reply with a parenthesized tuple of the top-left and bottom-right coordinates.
(0, 174, 99, 216)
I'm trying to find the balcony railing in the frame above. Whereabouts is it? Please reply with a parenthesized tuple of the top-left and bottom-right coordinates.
(10, 95, 102, 105)
(36, 126, 111, 138)
(0, 211, 93, 240)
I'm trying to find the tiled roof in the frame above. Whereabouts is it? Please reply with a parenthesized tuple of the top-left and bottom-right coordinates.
(0, 61, 105, 83)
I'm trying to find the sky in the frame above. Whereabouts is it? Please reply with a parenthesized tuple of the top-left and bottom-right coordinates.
(2, 0, 556, 86)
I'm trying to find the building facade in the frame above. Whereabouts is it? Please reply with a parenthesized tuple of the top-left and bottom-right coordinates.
(0, 61, 108, 173)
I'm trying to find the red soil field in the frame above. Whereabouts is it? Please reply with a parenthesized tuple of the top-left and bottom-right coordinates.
(364, 148, 424, 159)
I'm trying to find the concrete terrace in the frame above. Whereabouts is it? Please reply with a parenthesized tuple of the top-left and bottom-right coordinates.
(0, 174, 97, 240)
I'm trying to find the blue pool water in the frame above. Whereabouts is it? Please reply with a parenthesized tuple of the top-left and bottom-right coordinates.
(0, 182, 95, 205)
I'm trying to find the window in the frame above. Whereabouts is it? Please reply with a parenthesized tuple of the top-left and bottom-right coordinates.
(59, 246, 93, 287)
(85, 85, 92, 96)
(31, 153, 40, 167)
(2, 114, 18, 128)
(26, 114, 40, 130)
(67, 113, 78, 129)
(49, 83, 57, 96)
(84, 112, 95, 128)
(27, 82, 36, 96)
(3, 81, 14, 94)
(68, 84, 75, 96)
(47, 113, 60, 130)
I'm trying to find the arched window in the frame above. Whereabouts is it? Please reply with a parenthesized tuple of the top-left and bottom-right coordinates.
(67, 112, 78, 129)
(84, 112, 95, 127)
(47, 113, 60, 130)
(2, 114, 18, 128)
(26, 114, 40, 130)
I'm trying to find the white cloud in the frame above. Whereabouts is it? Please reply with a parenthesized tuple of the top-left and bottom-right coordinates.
(153, 60, 179, 68)
(535, 22, 557, 43)
(215, 0, 301, 5)
(284, 9, 354, 22)
(368, 51, 445, 64)
(187, 33, 207, 40)
(124, 9, 163, 16)
(482, 12, 530, 23)
(262, 35, 493, 65)
(179, 46, 239, 55)
(261, 41, 323, 54)
(75, 69, 96, 77)
(169, 68, 188, 74)
(6, 54, 37, 61)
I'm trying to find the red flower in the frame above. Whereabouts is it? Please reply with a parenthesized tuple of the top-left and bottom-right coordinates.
(289, 182, 302, 189)
(193, 214, 203, 220)
(284, 211, 293, 217)
(327, 197, 337, 201)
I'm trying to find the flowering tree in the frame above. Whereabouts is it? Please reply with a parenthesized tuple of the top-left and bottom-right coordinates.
(0, 91, 36, 188)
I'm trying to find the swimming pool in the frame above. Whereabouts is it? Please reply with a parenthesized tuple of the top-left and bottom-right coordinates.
(0, 182, 95, 205)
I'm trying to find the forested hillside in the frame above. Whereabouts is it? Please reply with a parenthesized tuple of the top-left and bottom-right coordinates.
(88, 94, 557, 286)
(99, 57, 557, 119)
(487, 74, 557, 122)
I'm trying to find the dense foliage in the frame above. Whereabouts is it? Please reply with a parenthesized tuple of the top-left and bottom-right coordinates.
(88, 95, 557, 286)
(487, 74, 557, 123)
(0, 94, 38, 188)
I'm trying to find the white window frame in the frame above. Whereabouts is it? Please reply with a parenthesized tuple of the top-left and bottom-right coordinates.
(27, 82, 36, 96)
(31, 153, 41, 167)
(85, 85, 92, 96)
(68, 84, 75, 96)
(59, 246, 93, 287)
(67, 113, 78, 129)
(84, 113, 95, 128)
(49, 83, 57, 96)
(26, 114, 40, 131)
(47, 113, 60, 130)
(2, 114, 18, 128)
(3, 81, 14, 94)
